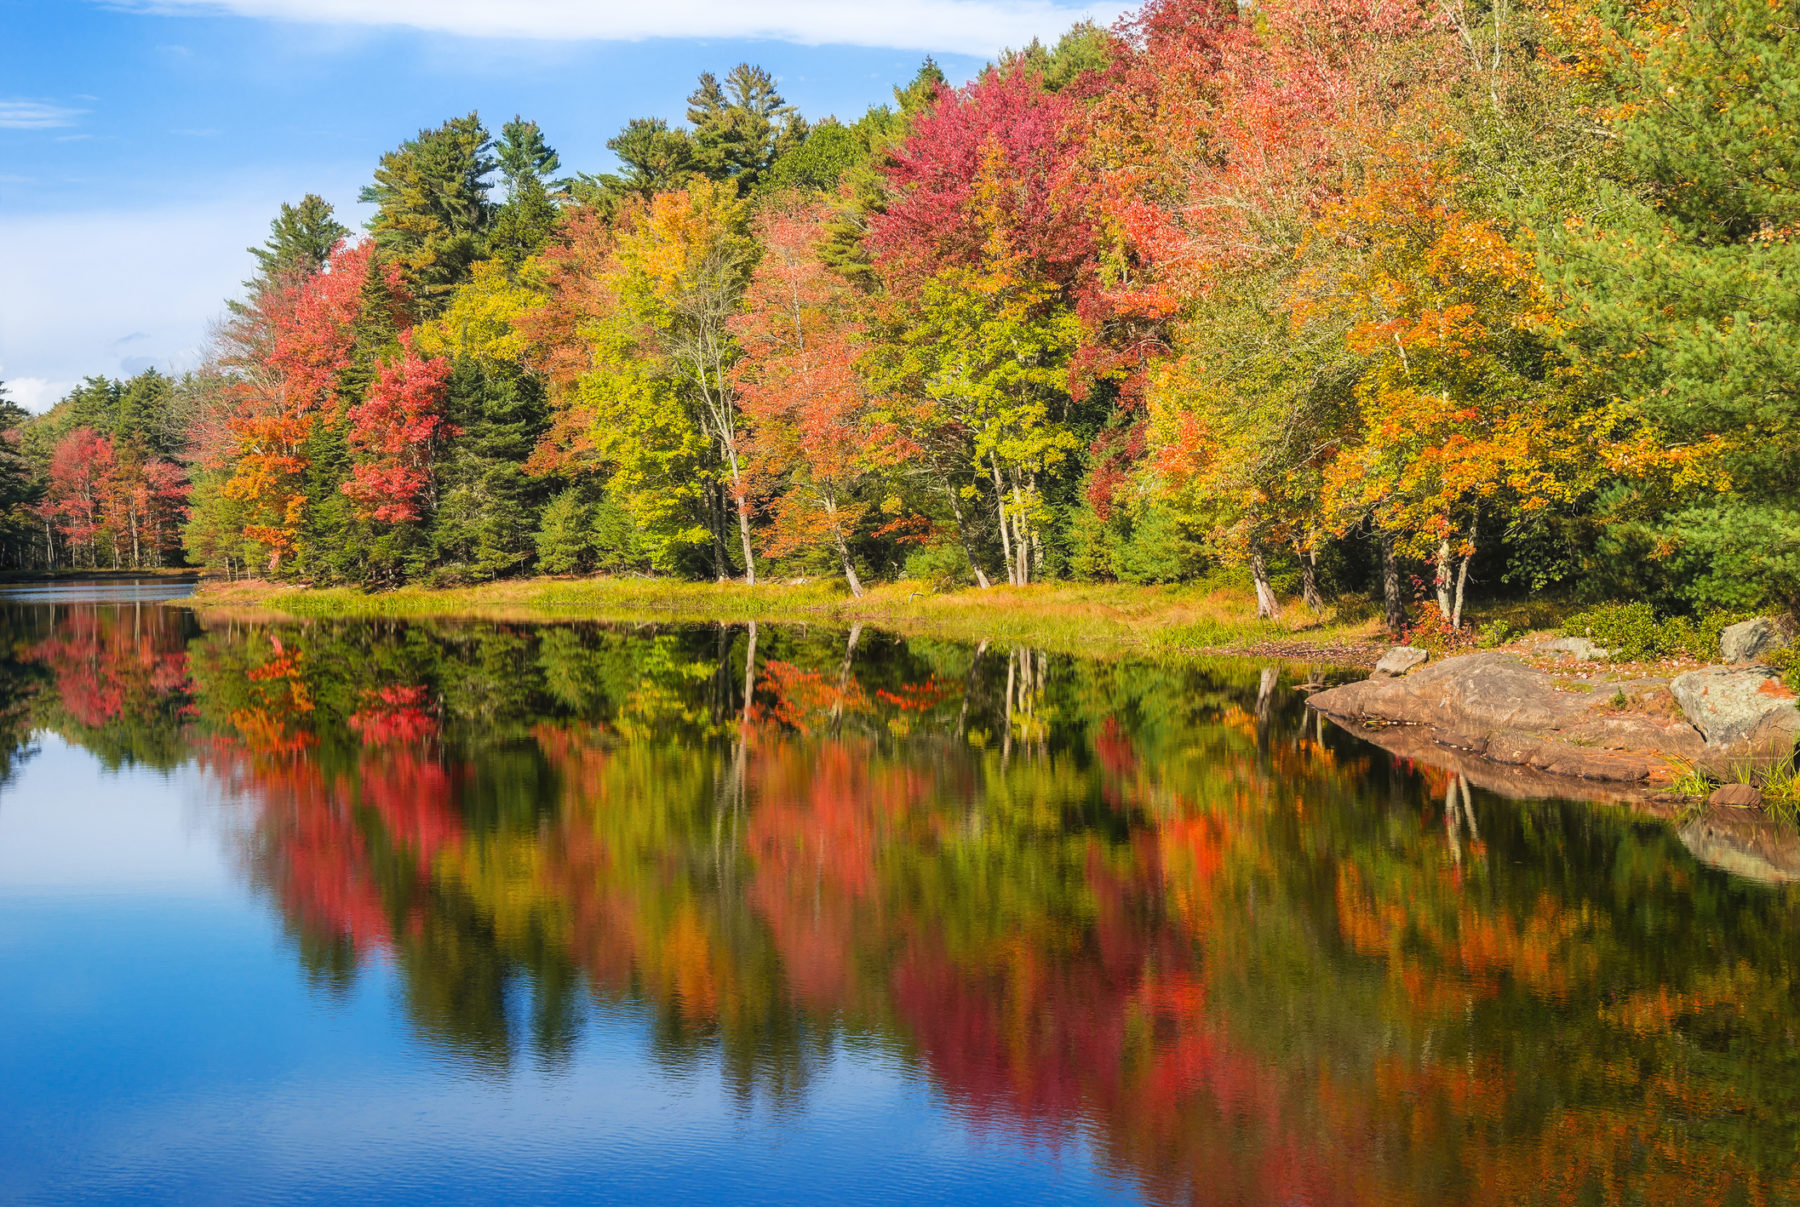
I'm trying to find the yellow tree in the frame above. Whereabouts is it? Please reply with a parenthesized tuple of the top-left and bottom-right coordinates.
(1305, 151, 1584, 629)
(612, 180, 760, 582)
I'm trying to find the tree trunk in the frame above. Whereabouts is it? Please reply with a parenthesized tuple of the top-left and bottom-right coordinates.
(1250, 546, 1281, 620)
(988, 454, 1017, 586)
(1381, 530, 1404, 634)
(950, 504, 992, 588)
(955, 639, 988, 741)
(1451, 529, 1476, 631)
(834, 530, 863, 597)
(706, 482, 731, 581)
(926, 451, 993, 589)
(1297, 541, 1324, 612)
(734, 492, 756, 586)
(741, 621, 758, 729)
(1435, 538, 1454, 622)
(830, 623, 862, 737)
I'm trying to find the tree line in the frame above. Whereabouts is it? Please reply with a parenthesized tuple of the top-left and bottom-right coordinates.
(3, 0, 1793, 627)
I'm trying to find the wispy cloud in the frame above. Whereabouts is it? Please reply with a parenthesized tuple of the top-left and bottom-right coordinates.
(0, 100, 86, 130)
(121, 0, 1126, 56)
(2, 377, 78, 413)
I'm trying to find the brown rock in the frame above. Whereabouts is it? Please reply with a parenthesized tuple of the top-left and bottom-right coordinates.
(1485, 733, 1541, 765)
(1709, 783, 1765, 809)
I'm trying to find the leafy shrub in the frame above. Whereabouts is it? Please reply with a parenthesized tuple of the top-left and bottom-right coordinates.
(1477, 618, 1515, 649)
(1562, 602, 1748, 662)
(903, 541, 978, 590)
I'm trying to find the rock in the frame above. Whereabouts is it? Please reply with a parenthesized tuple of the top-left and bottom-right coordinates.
(1534, 636, 1611, 661)
(1710, 783, 1764, 809)
(1719, 617, 1794, 664)
(1373, 646, 1429, 677)
(1670, 666, 1800, 752)
(1485, 732, 1542, 766)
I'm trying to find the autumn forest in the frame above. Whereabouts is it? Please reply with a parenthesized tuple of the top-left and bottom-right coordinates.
(2, 0, 1794, 630)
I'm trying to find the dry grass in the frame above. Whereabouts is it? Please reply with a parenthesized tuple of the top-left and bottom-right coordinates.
(186, 576, 1389, 663)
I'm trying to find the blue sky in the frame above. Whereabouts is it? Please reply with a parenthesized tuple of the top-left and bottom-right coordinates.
(0, 0, 1124, 411)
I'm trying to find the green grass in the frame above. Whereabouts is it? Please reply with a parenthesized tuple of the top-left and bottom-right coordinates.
(187, 576, 1389, 664)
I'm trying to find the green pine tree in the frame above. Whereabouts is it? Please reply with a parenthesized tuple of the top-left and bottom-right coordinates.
(361, 112, 497, 314)
(1552, 0, 1800, 610)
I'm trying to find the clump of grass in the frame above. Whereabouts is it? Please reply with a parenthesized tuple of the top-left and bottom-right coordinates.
(1664, 758, 1712, 800)
(1755, 758, 1800, 824)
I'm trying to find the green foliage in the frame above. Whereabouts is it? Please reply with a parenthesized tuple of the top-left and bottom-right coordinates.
(361, 112, 497, 312)
(760, 120, 860, 195)
(535, 488, 595, 575)
(1561, 602, 1746, 662)
(1550, 0, 1800, 611)
(686, 64, 805, 195)
(997, 22, 1114, 91)
(242, 194, 349, 300)
(1476, 618, 1515, 649)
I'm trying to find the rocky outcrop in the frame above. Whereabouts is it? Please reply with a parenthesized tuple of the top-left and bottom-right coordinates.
(1310, 651, 1721, 786)
(1373, 645, 1428, 677)
(1720, 616, 1794, 664)
(1669, 666, 1800, 754)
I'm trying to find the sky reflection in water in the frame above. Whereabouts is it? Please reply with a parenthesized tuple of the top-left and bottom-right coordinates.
(1, 593, 1798, 1205)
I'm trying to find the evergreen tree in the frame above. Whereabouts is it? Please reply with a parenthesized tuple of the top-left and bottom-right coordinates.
(243, 194, 349, 299)
(496, 116, 563, 197)
(361, 112, 497, 314)
(582, 118, 698, 211)
(429, 360, 550, 581)
(1552, 0, 1800, 610)
(0, 384, 37, 570)
(687, 64, 807, 194)
(111, 369, 183, 456)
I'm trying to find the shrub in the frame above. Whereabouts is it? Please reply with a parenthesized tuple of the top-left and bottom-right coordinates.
(1477, 618, 1515, 649)
(903, 541, 978, 590)
(1562, 602, 1748, 662)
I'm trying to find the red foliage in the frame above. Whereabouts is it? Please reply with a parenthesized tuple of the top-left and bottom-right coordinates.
(341, 333, 453, 524)
(224, 240, 376, 562)
(869, 67, 1095, 297)
(44, 428, 114, 548)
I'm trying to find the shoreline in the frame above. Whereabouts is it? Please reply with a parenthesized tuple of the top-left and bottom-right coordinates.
(180, 576, 1392, 666)
(0, 568, 201, 584)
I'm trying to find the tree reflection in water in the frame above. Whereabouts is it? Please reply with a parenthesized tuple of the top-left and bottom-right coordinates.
(7, 598, 1800, 1206)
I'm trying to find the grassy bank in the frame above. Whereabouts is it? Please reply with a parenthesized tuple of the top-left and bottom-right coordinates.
(187, 576, 1393, 664)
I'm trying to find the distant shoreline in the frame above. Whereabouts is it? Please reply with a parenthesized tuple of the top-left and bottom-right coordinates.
(184, 576, 1391, 667)
(0, 568, 202, 584)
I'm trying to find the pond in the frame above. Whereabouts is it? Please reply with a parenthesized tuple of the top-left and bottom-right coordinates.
(2, 586, 1798, 1205)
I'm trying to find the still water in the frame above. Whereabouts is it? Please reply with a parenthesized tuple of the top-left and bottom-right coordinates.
(2, 587, 1797, 1205)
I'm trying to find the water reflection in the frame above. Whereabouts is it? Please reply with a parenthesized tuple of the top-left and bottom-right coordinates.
(5, 597, 1800, 1205)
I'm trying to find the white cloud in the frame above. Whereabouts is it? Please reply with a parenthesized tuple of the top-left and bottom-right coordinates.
(4, 378, 78, 413)
(124, 0, 1126, 55)
(0, 100, 86, 130)
(0, 188, 356, 406)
